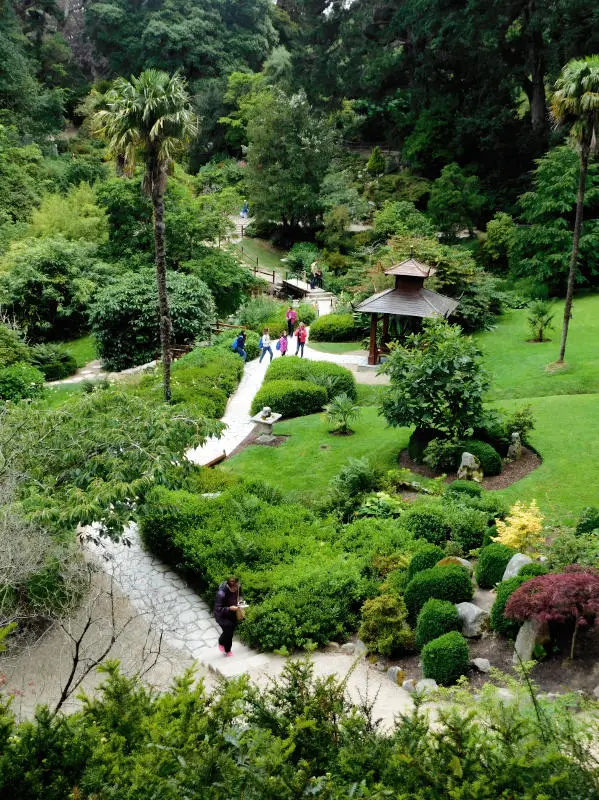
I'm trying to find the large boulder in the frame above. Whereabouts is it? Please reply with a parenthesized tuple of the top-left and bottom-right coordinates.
(471, 657, 491, 673)
(457, 452, 483, 483)
(502, 553, 533, 581)
(513, 619, 550, 664)
(456, 602, 489, 637)
(415, 678, 438, 696)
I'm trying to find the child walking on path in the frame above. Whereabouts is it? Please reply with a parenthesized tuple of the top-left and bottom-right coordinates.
(295, 322, 308, 357)
(278, 331, 288, 356)
(259, 328, 273, 363)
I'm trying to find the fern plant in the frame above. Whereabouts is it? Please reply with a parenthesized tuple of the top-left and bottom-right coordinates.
(325, 392, 361, 434)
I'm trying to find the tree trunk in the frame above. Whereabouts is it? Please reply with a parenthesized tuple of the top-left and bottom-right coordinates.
(529, 34, 546, 133)
(558, 143, 589, 363)
(151, 165, 172, 402)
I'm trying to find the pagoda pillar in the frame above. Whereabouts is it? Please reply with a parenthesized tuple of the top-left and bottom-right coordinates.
(368, 313, 378, 365)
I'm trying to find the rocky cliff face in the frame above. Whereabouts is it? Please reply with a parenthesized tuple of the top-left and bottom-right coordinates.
(56, 0, 105, 78)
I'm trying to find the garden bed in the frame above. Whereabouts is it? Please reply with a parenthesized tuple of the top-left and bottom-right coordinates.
(398, 446, 541, 490)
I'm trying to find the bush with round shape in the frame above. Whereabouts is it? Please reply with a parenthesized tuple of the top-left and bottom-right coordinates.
(518, 562, 549, 579)
(358, 594, 414, 656)
(29, 344, 78, 381)
(404, 564, 473, 620)
(472, 422, 510, 457)
(445, 505, 489, 552)
(475, 543, 516, 588)
(423, 438, 463, 472)
(415, 598, 460, 650)
(250, 379, 327, 418)
(400, 504, 451, 546)
(407, 428, 442, 463)
(576, 506, 599, 535)
(459, 439, 502, 476)
(0, 362, 45, 401)
(90, 269, 216, 371)
(446, 480, 483, 499)
(406, 544, 445, 582)
(309, 313, 358, 342)
(0, 324, 30, 367)
(421, 630, 470, 685)
(264, 357, 356, 400)
(490, 575, 530, 638)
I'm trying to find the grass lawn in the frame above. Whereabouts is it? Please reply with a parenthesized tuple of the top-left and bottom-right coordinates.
(232, 238, 287, 275)
(492, 393, 599, 525)
(40, 383, 86, 409)
(308, 341, 365, 355)
(476, 294, 599, 401)
(59, 335, 97, 368)
(222, 407, 410, 504)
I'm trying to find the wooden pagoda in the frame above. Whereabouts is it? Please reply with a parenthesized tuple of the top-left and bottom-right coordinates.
(356, 257, 458, 364)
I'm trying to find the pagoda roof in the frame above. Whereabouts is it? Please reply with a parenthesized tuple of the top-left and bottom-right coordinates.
(355, 286, 458, 318)
(384, 258, 437, 278)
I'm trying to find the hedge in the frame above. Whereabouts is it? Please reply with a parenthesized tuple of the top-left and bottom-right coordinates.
(309, 313, 358, 342)
(446, 480, 483, 498)
(475, 543, 515, 589)
(404, 564, 473, 620)
(421, 631, 470, 685)
(489, 575, 530, 638)
(250, 379, 327, 418)
(406, 544, 445, 582)
(29, 344, 78, 381)
(0, 362, 45, 401)
(415, 599, 460, 650)
(263, 357, 357, 400)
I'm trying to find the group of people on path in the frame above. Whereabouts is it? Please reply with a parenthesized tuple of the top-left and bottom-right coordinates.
(232, 307, 310, 364)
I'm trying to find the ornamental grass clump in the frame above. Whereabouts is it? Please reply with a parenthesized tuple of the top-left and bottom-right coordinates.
(493, 500, 545, 553)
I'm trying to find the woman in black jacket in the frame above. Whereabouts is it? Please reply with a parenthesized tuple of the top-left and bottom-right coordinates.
(213, 576, 243, 656)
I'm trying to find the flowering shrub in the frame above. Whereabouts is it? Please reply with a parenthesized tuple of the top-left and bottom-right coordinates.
(493, 500, 544, 552)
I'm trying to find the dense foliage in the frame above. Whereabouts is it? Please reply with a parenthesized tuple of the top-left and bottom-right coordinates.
(250, 379, 328, 418)
(421, 630, 470, 686)
(415, 598, 460, 650)
(263, 357, 357, 401)
(475, 543, 516, 589)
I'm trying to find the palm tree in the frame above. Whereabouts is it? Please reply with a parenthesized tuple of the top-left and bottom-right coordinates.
(551, 56, 599, 363)
(92, 70, 197, 400)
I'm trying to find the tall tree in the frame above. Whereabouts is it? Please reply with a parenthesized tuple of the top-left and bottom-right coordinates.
(92, 69, 197, 400)
(551, 56, 599, 362)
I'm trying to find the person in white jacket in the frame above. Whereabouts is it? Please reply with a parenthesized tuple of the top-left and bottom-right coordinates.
(259, 328, 273, 363)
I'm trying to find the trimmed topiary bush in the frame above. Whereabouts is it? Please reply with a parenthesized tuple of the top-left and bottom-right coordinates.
(475, 543, 516, 589)
(415, 598, 460, 650)
(421, 630, 470, 685)
(250, 379, 327, 418)
(400, 504, 452, 546)
(29, 344, 78, 381)
(309, 313, 358, 342)
(518, 562, 549, 578)
(446, 480, 483, 498)
(264, 357, 357, 400)
(489, 575, 530, 638)
(459, 439, 502, 476)
(406, 544, 445, 582)
(0, 362, 45, 401)
(445, 505, 489, 552)
(404, 564, 473, 620)
(358, 594, 414, 656)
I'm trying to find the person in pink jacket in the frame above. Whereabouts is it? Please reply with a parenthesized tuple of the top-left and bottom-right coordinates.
(295, 321, 308, 358)
(278, 331, 288, 356)
(286, 307, 297, 335)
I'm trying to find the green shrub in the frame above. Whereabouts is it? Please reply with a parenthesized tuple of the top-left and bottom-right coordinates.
(459, 440, 502, 476)
(446, 480, 483, 498)
(421, 631, 470, 685)
(297, 303, 318, 325)
(29, 344, 78, 381)
(415, 599, 460, 650)
(0, 324, 30, 367)
(264, 357, 357, 400)
(576, 506, 599, 535)
(518, 562, 549, 578)
(250, 379, 327, 418)
(406, 544, 445, 582)
(0, 362, 45, 401)
(473, 422, 510, 457)
(490, 575, 530, 638)
(407, 428, 442, 463)
(309, 313, 358, 342)
(237, 296, 286, 330)
(404, 564, 473, 620)
(444, 504, 489, 552)
(358, 594, 414, 656)
(422, 438, 464, 472)
(475, 543, 516, 589)
(327, 457, 381, 521)
(400, 504, 451, 546)
(90, 269, 216, 370)
(212, 329, 261, 361)
(174, 345, 245, 393)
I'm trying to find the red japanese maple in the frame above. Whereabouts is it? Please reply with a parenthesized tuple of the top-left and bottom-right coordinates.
(505, 566, 599, 659)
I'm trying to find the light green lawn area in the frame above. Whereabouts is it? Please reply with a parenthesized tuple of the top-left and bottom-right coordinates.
(40, 383, 86, 409)
(223, 407, 410, 504)
(492, 394, 599, 526)
(308, 341, 365, 355)
(233, 238, 287, 274)
(59, 335, 97, 368)
(476, 294, 599, 401)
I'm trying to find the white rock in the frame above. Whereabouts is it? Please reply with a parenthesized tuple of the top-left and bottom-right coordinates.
(355, 639, 367, 655)
(387, 666, 406, 685)
(456, 602, 489, 637)
(402, 678, 417, 693)
(457, 452, 483, 482)
(513, 619, 550, 664)
(593, 686, 599, 701)
(502, 553, 533, 581)
(325, 641, 341, 651)
(376, 662, 387, 673)
(340, 642, 355, 655)
(415, 678, 438, 695)
(471, 657, 491, 673)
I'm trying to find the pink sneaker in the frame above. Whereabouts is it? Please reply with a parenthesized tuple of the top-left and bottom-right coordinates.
(225, 651, 233, 657)
(218, 645, 225, 653)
